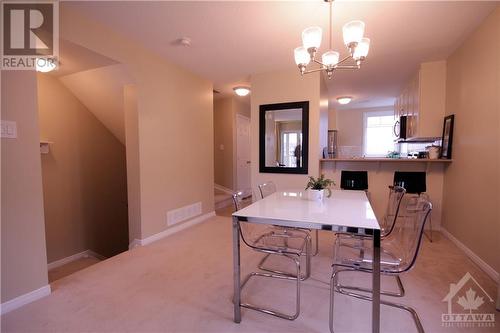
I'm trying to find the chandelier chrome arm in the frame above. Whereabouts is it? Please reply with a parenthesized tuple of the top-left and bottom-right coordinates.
(336, 54, 355, 66)
(335, 65, 361, 70)
(302, 68, 328, 75)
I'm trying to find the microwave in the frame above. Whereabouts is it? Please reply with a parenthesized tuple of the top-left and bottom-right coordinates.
(394, 115, 412, 140)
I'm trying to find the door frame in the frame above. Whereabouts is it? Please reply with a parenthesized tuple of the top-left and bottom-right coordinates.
(234, 113, 251, 196)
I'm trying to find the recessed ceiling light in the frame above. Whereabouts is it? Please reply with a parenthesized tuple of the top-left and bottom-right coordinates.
(173, 37, 191, 47)
(233, 86, 250, 97)
(35, 58, 57, 72)
(337, 96, 352, 105)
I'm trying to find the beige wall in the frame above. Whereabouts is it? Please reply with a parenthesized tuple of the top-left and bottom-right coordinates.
(328, 108, 337, 130)
(319, 77, 329, 158)
(124, 85, 141, 243)
(1, 71, 49, 303)
(250, 69, 323, 190)
(233, 98, 251, 118)
(419, 61, 447, 138)
(442, 8, 500, 274)
(214, 97, 235, 189)
(61, 7, 214, 239)
(37, 74, 129, 262)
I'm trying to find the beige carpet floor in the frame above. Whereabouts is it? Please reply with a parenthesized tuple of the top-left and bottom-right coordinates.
(2, 210, 498, 333)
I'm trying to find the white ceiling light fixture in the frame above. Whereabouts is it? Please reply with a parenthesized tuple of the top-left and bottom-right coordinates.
(178, 37, 191, 47)
(337, 96, 352, 105)
(233, 86, 250, 97)
(294, 0, 370, 79)
(35, 57, 57, 73)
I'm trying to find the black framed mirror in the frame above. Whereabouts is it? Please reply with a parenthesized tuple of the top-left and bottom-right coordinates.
(259, 101, 309, 174)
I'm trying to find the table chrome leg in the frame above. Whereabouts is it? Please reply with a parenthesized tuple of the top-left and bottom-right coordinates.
(232, 216, 241, 323)
(372, 229, 381, 333)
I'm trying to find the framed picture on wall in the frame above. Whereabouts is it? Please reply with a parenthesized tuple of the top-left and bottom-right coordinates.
(440, 114, 455, 159)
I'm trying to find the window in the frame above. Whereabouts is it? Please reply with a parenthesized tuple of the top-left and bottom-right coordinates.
(363, 111, 396, 157)
(280, 131, 302, 167)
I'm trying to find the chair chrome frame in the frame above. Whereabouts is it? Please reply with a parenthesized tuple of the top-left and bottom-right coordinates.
(337, 186, 406, 241)
(330, 268, 423, 333)
(407, 193, 433, 242)
(329, 200, 432, 333)
(258, 182, 319, 259)
(232, 192, 312, 320)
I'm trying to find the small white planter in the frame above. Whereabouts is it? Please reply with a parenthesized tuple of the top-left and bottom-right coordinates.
(307, 189, 324, 201)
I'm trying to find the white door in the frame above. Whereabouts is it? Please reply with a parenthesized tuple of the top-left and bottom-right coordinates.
(236, 114, 251, 194)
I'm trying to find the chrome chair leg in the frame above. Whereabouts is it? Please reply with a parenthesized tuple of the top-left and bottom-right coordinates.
(238, 254, 302, 320)
(330, 268, 424, 333)
(424, 213, 433, 242)
(329, 267, 339, 333)
(258, 236, 312, 280)
(337, 275, 405, 297)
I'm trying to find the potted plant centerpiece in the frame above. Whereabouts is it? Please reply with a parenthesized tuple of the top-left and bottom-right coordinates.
(305, 174, 335, 201)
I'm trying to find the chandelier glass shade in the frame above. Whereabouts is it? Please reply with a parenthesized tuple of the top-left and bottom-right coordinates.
(294, 0, 370, 79)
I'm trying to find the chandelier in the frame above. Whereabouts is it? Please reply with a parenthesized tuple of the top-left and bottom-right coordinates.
(294, 0, 370, 79)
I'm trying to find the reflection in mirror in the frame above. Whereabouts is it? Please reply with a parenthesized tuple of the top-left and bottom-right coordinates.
(264, 109, 303, 168)
(259, 101, 309, 174)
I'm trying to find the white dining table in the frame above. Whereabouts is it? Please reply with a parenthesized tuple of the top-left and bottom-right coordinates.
(231, 189, 381, 333)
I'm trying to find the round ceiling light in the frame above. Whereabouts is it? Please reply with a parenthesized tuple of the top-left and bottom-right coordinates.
(233, 86, 250, 97)
(178, 37, 191, 47)
(35, 58, 57, 72)
(337, 96, 352, 105)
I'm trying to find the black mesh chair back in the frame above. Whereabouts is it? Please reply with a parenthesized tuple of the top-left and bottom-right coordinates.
(393, 171, 426, 194)
(340, 171, 368, 191)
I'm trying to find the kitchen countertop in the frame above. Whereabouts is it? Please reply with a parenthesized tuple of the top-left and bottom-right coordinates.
(320, 158, 452, 162)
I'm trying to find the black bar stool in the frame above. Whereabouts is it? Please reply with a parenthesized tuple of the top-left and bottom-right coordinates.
(340, 171, 368, 191)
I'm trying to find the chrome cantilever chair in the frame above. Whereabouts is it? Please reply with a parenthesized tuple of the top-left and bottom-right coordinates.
(232, 192, 312, 320)
(257, 181, 277, 199)
(336, 186, 407, 297)
(258, 182, 319, 257)
(394, 171, 433, 242)
(329, 197, 432, 333)
(338, 185, 406, 241)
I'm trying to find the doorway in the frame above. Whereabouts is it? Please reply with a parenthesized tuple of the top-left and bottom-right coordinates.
(37, 49, 131, 282)
(236, 114, 251, 195)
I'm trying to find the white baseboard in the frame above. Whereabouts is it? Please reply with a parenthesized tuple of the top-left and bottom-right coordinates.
(47, 249, 106, 270)
(133, 211, 216, 247)
(128, 239, 141, 250)
(215, 197, 233, 210)
(214, 183, 233, 195)
(0, 285, 51, 315)
(440, 227, 499, 283)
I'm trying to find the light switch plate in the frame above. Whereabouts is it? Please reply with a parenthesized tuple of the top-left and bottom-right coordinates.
(1, 120, 17, 139)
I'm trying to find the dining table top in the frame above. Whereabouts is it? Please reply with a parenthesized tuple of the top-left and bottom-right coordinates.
(232, 189, 380, 232)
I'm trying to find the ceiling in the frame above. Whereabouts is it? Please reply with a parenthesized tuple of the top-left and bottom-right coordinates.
(54, 39, 118, 77)
(62, 1, 498, 109)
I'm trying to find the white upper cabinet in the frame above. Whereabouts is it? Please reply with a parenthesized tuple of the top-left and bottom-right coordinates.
(394, 61, 446, 139)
